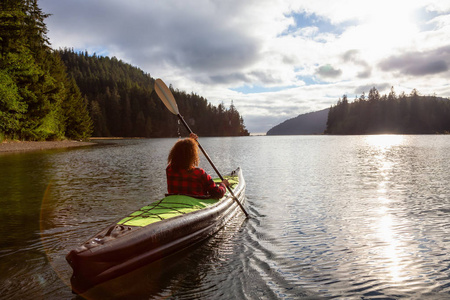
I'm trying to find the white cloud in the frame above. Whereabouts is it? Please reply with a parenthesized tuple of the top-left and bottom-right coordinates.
(40, 0, 450, 133)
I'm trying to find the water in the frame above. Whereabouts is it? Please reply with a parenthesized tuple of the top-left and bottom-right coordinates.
(1, 135, 450, 299)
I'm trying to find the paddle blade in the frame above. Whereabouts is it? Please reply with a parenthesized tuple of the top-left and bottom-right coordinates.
(154, 78, 179, 115)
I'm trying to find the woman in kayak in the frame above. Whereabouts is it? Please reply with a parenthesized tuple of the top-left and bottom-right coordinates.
(167, 133, 229, 199)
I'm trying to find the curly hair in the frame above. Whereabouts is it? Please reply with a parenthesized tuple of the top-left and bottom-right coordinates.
(168, 138, 200, 170)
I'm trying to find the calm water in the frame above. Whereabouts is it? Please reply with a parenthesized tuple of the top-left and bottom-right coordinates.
(1, 135, 450, 299)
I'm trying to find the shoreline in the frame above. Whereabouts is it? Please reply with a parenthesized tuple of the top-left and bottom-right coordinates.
(0, 140, 97, 154)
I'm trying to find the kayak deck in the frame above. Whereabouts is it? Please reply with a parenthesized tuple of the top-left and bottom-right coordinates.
(117, 176, 238, 227)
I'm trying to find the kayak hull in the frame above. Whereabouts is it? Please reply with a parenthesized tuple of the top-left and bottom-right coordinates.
(66, 167, 245, 294)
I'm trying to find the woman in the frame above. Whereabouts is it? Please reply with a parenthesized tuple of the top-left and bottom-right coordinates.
(166, 133, 229, 199)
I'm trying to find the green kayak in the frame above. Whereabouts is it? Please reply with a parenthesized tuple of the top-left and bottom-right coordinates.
(66, 167, 245, 294)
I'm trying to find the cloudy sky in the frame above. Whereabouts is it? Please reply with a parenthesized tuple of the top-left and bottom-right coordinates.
(39, 0, 450, 134)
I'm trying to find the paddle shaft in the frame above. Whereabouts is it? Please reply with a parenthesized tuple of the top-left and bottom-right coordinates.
(176, 114, 249, 217)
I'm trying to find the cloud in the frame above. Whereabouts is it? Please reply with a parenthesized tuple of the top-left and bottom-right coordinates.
(341, 50, 372, 78)
(356, 70, 371, 79)
(39, 0, 450, 133)
(42, 0, 264, 77)
(379, 45, 450, 76)
(342, 50, 359, 62)
(315, 64, 342, 79)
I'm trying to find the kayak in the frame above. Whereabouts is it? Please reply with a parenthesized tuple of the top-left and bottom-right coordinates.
(66, 167, 245, 294)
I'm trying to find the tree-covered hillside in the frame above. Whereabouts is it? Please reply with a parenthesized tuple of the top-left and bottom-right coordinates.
(0, 0, 92, 141)
(325, 87, 450, 134)
(58, 49, 249, 137)
(0, 0, 248, 141)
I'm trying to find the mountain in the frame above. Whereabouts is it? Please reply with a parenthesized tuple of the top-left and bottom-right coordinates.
(266, 108, 329, 135)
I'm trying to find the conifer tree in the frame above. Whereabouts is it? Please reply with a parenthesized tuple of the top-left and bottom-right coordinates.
(0, 0, 92, 140)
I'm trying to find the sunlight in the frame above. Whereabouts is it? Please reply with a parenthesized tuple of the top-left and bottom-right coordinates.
(369, 133, 408, 283)
(350, 0, 420, 60)
(366, 133, 403, 282)
(369, 3, 417, 40)
(365, 135, 405, 150)
(378, 214, 403, 282)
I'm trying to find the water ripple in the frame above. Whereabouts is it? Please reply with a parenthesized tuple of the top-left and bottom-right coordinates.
(2, 136, 450, 299)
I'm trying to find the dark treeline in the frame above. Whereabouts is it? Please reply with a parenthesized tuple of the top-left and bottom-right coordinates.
(0, 0, 248, 141)
(58, 49, 249, 137)
(0, 0, 92, 141)
(325, 87, 450, 134)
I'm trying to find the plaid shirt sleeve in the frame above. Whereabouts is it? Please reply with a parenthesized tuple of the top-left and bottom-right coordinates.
(166, 166, 226, 199)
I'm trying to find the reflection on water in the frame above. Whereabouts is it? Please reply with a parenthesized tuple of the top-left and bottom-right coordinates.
(78, 213, 249, 300)
(367, 135, 406, 283)
(365, 134, 405, 148)
(1, 136, 450, 299)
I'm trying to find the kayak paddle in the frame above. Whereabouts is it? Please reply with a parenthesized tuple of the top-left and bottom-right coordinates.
(154, 78, 249, 218)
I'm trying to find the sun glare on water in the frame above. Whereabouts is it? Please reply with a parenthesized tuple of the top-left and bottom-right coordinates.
(365, 134, 405, 149)
(365, 134, 413, 283)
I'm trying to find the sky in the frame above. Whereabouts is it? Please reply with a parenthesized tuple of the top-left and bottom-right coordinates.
(39, 0, 450, 134)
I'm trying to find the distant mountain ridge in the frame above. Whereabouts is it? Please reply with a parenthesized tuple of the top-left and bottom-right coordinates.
(266, 108, 329, 135)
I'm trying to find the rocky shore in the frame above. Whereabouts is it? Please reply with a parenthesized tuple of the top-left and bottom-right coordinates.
(0, 140, 96, 153)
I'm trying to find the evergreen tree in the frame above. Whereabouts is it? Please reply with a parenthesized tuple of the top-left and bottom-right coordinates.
(0, 69, 26, 138)
(62, 77, 93, 140)
(0, 0, 92, 140)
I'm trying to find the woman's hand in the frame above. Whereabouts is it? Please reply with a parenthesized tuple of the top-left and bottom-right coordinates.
(221, 179, 230, 187)
(189, 133, 198, 141)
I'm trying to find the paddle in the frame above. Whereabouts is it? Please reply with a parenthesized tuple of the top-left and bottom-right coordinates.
(154, 78, 249, 218)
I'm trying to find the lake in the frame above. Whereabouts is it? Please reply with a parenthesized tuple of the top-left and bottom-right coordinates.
(1, 135, 449, 299)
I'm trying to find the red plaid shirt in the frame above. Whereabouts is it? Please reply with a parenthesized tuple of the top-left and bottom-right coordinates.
(166, 166, 226, 199)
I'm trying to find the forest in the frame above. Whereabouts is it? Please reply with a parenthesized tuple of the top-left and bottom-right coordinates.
(325, 87, 450, 134)
(0, 0, 249, 141)
(58, 49, 249, 137)
(0, 0, 92, 141)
